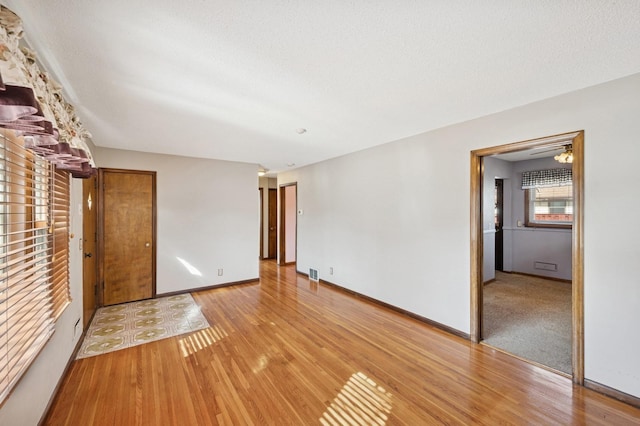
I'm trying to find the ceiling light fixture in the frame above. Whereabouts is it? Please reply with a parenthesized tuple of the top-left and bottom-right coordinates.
(554, 144, 573, 164)
(258, 168, 268, 177)
(295, 128, 307, 134)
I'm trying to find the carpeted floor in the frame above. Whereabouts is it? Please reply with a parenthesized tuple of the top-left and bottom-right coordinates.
(77, 293, 210, 359)
(483, 272, 571, 374)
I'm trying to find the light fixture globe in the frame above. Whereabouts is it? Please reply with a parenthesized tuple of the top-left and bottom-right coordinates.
(554, 145, 573, 163)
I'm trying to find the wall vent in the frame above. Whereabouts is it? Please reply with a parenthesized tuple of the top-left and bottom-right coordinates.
(309, 268, 319, 282)
(534, 261, 557, 272)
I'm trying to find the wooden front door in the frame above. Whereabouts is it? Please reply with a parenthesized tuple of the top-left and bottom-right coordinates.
(82, 174, 98, 328)
(268, 188, 277, 258)
(100, 168, 156, 306)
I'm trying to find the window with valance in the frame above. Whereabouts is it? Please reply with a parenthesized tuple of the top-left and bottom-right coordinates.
(0, 5, 88, 405)
(522, 168, 573, 228)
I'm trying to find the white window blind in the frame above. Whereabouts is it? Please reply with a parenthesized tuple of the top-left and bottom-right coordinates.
(51, 167, 70, 319)
(0, 130, 55, 404)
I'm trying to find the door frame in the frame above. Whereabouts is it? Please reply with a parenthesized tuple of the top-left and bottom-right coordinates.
(470, 130, 584, 384)
(279, 182, 297, 265)
(259, 187, 264, 259)
(259, 187, 278, 259)
(82, 173, 98, 329)
(268, 188, 277, 259)
(97, 168, 157, 306)
(494, 179, 504, 271)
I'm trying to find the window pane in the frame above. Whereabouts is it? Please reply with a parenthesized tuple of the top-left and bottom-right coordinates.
(530, 185, 573, 223)
(51, 168, 71, 319)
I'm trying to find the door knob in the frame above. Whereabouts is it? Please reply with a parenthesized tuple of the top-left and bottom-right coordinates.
(145, 242, 150, 247)
(84, 252, 92, 258)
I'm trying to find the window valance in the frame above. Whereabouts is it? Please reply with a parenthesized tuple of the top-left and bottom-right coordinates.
(521, 168, 572, 189)
(0, 5, 95, 178)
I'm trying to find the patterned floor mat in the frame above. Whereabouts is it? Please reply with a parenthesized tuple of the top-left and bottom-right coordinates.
(76, 293, 209, 359)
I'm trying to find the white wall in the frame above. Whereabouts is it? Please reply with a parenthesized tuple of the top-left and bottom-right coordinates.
(95, 147, 259, 293)
(280, 137, 473, 333)
(0, 180, 84, 426)
(279, 72, 640, 398)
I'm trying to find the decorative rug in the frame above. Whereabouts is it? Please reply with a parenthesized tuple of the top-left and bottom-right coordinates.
(76, 293, 209, 359)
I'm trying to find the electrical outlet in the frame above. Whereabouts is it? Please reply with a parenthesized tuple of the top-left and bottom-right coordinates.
(329, 267, 334, 275)
(218, 268, 223, 276)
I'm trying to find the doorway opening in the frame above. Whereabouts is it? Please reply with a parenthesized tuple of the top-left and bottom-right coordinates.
(470, 131, 584, 384)
(494, 179, 504, 272)
(259, 179, 278, 259)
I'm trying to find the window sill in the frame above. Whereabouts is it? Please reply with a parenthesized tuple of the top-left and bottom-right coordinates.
(524, 222, 572, 230)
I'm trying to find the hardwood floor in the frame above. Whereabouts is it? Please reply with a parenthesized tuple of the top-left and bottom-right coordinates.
(45, 261, 640, 425)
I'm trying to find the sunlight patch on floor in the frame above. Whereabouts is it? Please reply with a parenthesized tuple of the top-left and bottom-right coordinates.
(178, 324, 228, 357)
(320, 371, 393, 426)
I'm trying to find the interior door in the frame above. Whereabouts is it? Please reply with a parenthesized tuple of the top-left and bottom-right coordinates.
(100, 168, 156, 306)
(259, 188, 264, 259)
(495, 179, 504, 271)
(268, 188, 277, 258)
(279, 183, 297, 265)
(82, 174, 98, 328)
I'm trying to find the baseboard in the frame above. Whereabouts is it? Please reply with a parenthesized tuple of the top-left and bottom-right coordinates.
(483, 278, 496, 285)
(159, 278, 260, 298)
(319, 278, 470, 340)
(501, 270, 571, 284)
(584, 379, 640, 408)
(39, 315, 93, 426)
(326, 273, 638, 408)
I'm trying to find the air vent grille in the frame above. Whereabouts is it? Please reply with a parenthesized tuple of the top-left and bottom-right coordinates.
(309, 268, 319, 282)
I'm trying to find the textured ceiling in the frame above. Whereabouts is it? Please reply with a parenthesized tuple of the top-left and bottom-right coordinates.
(5, 1, 640, 173)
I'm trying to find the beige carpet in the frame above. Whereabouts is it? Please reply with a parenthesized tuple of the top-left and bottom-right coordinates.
(483, 272, 571, 374)
(77, 293, 209, 359)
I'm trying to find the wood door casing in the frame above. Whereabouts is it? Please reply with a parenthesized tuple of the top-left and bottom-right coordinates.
(99, 168, 156, 306)
(82, 174, 98, 328)
(470, 130, 584, 384)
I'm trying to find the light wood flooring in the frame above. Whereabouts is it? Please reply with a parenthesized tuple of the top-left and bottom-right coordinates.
(44, 260, 640, 425)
